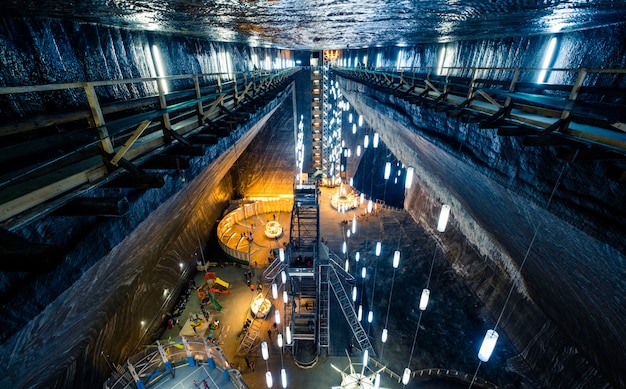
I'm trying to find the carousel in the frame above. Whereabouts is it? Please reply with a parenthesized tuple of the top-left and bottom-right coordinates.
(250, 292, 272, 318)
(264, 220, 283, 239)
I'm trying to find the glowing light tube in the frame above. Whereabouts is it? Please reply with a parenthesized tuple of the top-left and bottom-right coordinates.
(437, 204, 451, 232)
(478, 329, 499, 362)
(419, 288, 430, 311)
(405, 167, 414, 189)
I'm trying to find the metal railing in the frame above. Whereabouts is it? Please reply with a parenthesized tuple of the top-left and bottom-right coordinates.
(0, 68, 298, 228)
(335, 66, 626, 156)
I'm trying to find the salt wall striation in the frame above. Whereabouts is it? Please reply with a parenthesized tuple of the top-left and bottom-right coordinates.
(0, 18, 293, 389)
(339, 26, 626, 389)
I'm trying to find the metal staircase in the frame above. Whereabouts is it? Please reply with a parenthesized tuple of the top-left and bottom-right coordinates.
(263, 257, 286, 283)
(318, 264, 330, 351)
(236, 314, 262, 355)
(327, 265, 375, 356)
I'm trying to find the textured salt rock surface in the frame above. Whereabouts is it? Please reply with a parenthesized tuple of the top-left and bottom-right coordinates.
(1, 0, 626, 49)
(339, 75, 625, 387)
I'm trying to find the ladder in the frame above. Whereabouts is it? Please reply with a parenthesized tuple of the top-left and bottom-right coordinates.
(327, 265, 376, 356)
(236, 317, 262, 355)
(318, 264, 330, 350)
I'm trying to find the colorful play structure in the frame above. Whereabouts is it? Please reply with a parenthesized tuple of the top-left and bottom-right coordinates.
(197, 272, 231, 311)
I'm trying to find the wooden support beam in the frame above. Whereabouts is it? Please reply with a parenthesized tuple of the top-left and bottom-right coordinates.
(201, 94, 224, 123)
(166, 127, 191, 146)
(102, 173, 165, 189)
(202, 121, 230, 137)
(52, 196, 130, 217)
(109, 120, 151, 166)
(522, 134, 582, 147)
(190, 134, 219, 145)
(166, 144, 205, 157)
(497, 125, 534, 136)
(476, 89, 503, 109)
(141, 155, 190, 170)
(0, 228, 64, 272)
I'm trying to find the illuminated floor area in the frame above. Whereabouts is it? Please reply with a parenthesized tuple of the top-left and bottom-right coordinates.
(140, 187, 487, 389)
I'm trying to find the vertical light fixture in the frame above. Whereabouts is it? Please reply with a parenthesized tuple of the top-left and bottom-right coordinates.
(384, 162, 391, 180)
(436, 204, 451, 233)
(151, 45, 169, 94)
(537, 36, 558, 84)
(478, 329, 499, 362)
(405, 167, 414, 189)
(373, 133, 379, 148)
(375, 242, 381, 256)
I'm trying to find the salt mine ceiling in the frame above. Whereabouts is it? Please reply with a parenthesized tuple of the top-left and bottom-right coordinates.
(2, 0, 626, 49)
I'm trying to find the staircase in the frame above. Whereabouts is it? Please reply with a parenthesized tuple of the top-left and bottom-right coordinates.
(318, 264, 329, 350)
(236, 316, 262, 355)
(262, 258, 285, 283)
(327, 265, 375, 356)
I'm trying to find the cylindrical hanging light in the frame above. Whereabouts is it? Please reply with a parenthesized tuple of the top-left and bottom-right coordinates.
(347, 230, 351, 238)
(478, 329, 499, 362)
(261, 341, 269, 360)
(419, 288, 430, 311)
(345, 259, 350, 272)
(357, 305, 363, 321)
(381, 328, 388, 343)
(357, 145, 361, 156)
(342, 241, 347, 254)
(361, 267, 367, 278)
(274, 309, 281, 325)
(363, 349, 369, 367)
(437, 204, 451, 233)
(272, 283, 278, 299)
(352, 123, 357, 134)
(283, 290, 288, 304)
(374, 373, 381, 389)
(349, 113, 353, 123)
(358, 114, 363, 127)
(405, 167, 414, 189)
(286, 326, 292, 345)
(360, 193, 364, 204)
(281, 271, 287, 285)
(368, 310, 373, 323)
(352, 215, 357, 233)
(375, 242, 381, 256)
(367, 200, 373, 213)
(384, 162, 391, 180)
(355, 251, 360, 262)
(281, 368, 287, 388)
(265, 371, 273, 388)
(277, 333, 283, 347)
(402, 368, 411, 385)
(373, 133, 379, 148)
(352, 286, 357, 302)
(364, 135, 369, 148)
(279, 248, 285, 262)
(393, 250, 400, 268)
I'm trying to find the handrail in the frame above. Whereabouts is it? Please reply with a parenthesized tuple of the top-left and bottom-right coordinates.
(0, 68, 298, 228)
(334, 66, 626, 155)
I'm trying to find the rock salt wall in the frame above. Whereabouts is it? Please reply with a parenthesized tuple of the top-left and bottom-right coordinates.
(338, 26, 626, 388)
